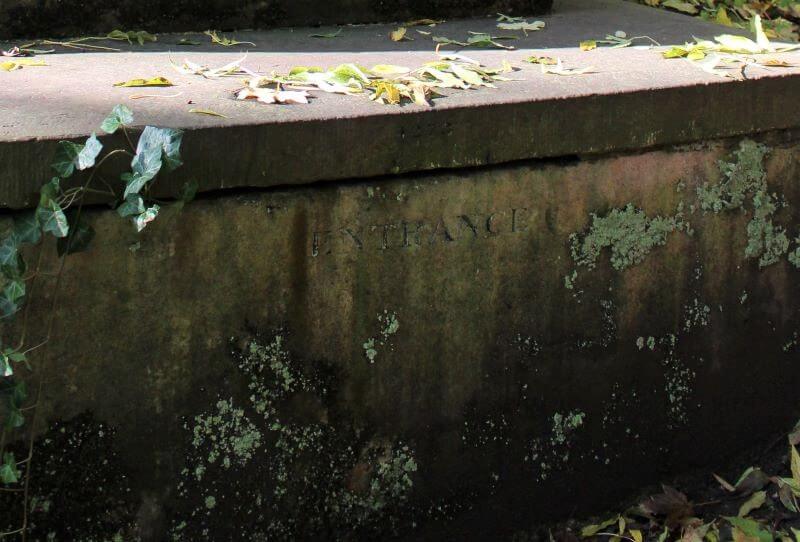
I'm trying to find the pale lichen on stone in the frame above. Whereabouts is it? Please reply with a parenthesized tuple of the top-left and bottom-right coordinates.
(363, 310, 399, 363)
(698, 140, 797, 268)
(565, 203, 689, 289)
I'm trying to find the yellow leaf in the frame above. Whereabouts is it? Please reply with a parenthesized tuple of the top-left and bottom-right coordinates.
(738, 491, 766, 517)
(114, 76, 174, 87)
(581, 517, 617, 538)
(0, 58, 47, 71)
(715, 7, 734, 27)
(525, 55, 557, 65)
(390, 27, 408, 42)
(791, 445, 800, 485)
(188, 108, 228, 118)
(631, 530, 643, 542)
(369, 64, 411, 76)
(580, 40, 597, 51)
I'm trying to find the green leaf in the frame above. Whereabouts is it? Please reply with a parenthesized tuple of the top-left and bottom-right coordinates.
(101, 104, 134, 134)
(122, 172, 149, 199)
(117, 194, 145, 217)
(129, 126, 184, 189)
(13, 214, 42, 245)
(0, 453, 19, 484)
(178, 179, 198, 204)
(3, 280, 25, 304)
(791, 528, 800, 542)
(738, 491, 766, 517)
(662, 0, 699, 14)
(133, 205, 160, 232)
(57, 214, 95, 256)
(791, 445, 800, 486)
(581, 516, 617, 537)
(0, 353, 12, 377)
(51, 141, 83, 178)
(727, 517, 773, 542)
(77, 133, 102, 170)
(36, 199, 69, 238)
(5, 407, 23, 428)
(0, 234, 19, 268)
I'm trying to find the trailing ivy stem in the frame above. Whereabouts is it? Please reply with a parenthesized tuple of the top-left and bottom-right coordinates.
(14, 144, 126, 538)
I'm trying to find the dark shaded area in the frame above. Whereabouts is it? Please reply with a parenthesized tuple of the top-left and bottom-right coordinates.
(0, 0, 552, 40)
(0, 413, 139, 541)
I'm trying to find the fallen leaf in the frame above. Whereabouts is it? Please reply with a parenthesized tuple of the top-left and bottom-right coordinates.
(390, 27, 411, 42)
(0, 58, 47, 71)
(236, 87, 310, 104)
(497, 21, 546, 34)
(172, 55, 249, 78)
(735, 467, 770, 496)
(368, 64, 411, 76)
(640, 486, 694, 528)
(106, 29, 157, 45)
(114, 76, 174, 87)
(541, 58, 594, 76)
(405, 18, 443, 27)
(714, 473, 737, 492)
(662, 0, 699, 14)
(310, 29, 342, 39)
(205, 30, 255, 47)
(525, 55, 557, 65)
(738, 491, 766, 517)
(580, 40, 597, 51)
(177, 38, 201, 46)
(188, 108, 228, 118)
(630, 529, 643, 542)
(580, 516, 617, 538)
(791, 445, 800, 486)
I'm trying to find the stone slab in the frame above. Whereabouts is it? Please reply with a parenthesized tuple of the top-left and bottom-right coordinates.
(0, 0, 553, 40)
(1, 0, 798, 209)
(2, 131, 799, 539)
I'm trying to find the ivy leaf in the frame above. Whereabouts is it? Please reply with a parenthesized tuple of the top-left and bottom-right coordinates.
(77, 133, 102, 170)
(0, 453, 19, 484)
(101, 104, 134, 134)
(0, 234, 19, 268)
(129, 126, 184, 189)
(57, 214, 95, 256)
(122, 172, 149, 199)
(134, 205, 160, 232)
(13, 214, 42, 245)
(36, 199, 69, 239)
(117, 194, 145, 217)
(174, 180, 199, 210)
(51, 141, 82, 178)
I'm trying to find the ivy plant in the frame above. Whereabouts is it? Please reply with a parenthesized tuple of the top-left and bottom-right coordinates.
(0, 106, 195, 520)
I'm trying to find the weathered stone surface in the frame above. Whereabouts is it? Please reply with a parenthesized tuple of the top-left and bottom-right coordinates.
(2, 132, 799, 539)
(3, 0, 797, 210)
(0, 0, 552, 40)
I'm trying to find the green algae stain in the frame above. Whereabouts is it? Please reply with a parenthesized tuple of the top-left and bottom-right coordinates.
(565, 203, 689, 289)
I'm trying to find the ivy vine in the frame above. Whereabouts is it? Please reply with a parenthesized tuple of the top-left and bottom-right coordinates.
(0, 105, 194, 537)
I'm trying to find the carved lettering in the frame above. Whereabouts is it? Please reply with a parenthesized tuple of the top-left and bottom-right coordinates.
(312, 207, 528, 257)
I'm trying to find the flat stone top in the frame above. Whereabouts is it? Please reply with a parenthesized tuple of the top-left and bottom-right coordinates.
(1, 0, 799, 209)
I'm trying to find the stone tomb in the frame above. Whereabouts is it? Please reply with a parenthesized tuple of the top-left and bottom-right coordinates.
(0, 0, 799, 539)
